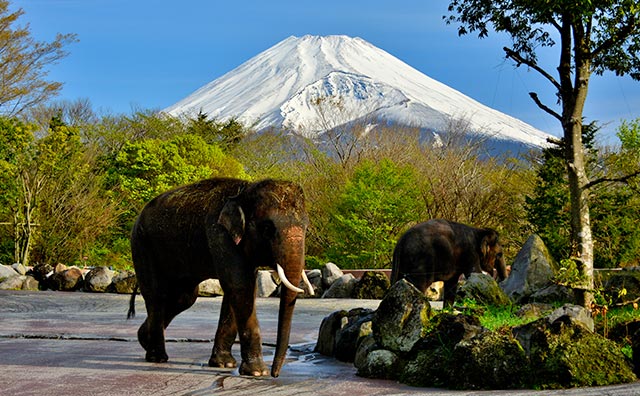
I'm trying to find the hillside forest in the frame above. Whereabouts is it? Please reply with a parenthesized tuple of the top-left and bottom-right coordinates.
(1, 103, 639, 272)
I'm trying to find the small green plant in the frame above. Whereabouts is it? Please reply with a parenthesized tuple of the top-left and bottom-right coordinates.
(553, 257, 590, 290)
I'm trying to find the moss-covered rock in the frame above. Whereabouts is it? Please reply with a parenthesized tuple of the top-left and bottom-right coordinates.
(457, 273, 511, 306)
(451, 330, 529, 389)
(515, 316, 636, 389)
(356, 349, 401, 380)
(373, 279, 432, 353)
(352, 271, 390, 299)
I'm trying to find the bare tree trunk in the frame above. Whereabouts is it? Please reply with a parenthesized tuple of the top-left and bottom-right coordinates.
(561, 19, 594, 308)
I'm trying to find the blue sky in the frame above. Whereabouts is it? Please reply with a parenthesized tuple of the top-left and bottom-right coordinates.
(12, 0, 640, 143)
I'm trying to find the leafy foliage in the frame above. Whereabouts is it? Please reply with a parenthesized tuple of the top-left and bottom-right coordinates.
(326, 158, 421, 269)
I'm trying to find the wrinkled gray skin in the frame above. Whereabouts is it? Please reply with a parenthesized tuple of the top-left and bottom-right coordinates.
(128, 178, 309, 377)
(391, 219, 507, 306)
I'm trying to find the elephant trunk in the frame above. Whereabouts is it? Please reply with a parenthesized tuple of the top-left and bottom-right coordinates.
(496, 257, 508, 281)
(271, 226, 306, 378)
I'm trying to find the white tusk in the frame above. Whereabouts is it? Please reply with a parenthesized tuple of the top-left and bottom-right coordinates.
(301, 270, 314, 296)
(277, 264, 304, 294)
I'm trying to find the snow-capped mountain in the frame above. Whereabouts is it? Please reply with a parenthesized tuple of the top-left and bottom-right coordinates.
(165, 35, 552, 148)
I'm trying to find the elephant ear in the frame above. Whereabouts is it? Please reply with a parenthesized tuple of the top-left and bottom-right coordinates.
(218, 199, 245, 245)
(480, 229, 499, 257)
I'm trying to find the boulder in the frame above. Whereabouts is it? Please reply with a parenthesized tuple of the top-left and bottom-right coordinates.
(11, 263, 27, 275)
(256, 270, 277, 297)
(356, 349, 401, 380)
(111, 271, 137, 294)
(48, 267, 84, 291)
(22, 275, 39, 291)
(351, 271, 390, 299)
(373, 279, 431, 353)
(457, 273, 510, 306)
(425, 281, 443, 301)
(353, 334, 378, 370)
(400, 313, 486, 387)
(322, 274, 357, 298)
(513, 312, 636, 388)
(500, 234, 556, 303)
(198, 278, 224, 297)
(450, 331, 529, 389)
(84, 266, 114, 293)
(0, 275, 25, 290)
(546, 303, 594, 332)
(315, 310, 348, 357)
(334, 308, 375, 362)
(529, 283, 574, 304)
(0, 264, 18, 280)
(321, 262, 343, 288)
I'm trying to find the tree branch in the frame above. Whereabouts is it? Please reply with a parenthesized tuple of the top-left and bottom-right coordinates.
(503, 47, 562, 92)
(529, 92, 562, 121)
(583, 170, 640, 190)
(591, 15, 638, 58)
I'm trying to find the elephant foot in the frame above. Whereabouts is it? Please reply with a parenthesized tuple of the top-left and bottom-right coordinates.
(209, 351, 237, 369)
(239, 359, 269, 377)
(145, 348, 169, 363)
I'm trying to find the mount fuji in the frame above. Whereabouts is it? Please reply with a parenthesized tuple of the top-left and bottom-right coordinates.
(165, 35, 552, 149)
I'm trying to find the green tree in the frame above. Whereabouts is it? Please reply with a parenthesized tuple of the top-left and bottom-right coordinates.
(447, 0, 640, 307)
(0, 116, 35, 264)
(0, 1, 77, 116)
(109, 133, 248, 229)
(327, 158, 421, 269)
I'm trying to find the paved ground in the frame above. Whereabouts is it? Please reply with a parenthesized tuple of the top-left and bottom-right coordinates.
(1, 290, 640, 395)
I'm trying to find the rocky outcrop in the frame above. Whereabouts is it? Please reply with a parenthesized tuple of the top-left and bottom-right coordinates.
(84, 266, 114, 293)
(317, 278, 636, 390)
(352, 271, 390, 299)
(457, 273, 510, 306)
(500, 234, 558, 303)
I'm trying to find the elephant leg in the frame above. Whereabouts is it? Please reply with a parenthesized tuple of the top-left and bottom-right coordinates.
(225, 278, 268, 376)
(138, 301, 169, 363)
(139, 285, 199, 363)
(209, 294, 238, 368)
(442, 276, 460, 308)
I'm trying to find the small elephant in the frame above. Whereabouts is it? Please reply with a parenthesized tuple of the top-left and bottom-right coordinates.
(127, 178, 313, 378)
(390, 219, 507, 306)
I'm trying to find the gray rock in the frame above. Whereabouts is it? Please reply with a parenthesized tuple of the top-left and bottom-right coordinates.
(529, 283, 574, 304)
(84, 266, 114, 293)
(322, 274, 357, 298)
(352, 271, 390, 299)
(22, 275, 39, 291)
(515, 302, 554, 319)
(0, 264, 18, 280)
(0, 275, 26, 290)
(111, 271, 137, 294)
(500, 234, 556, 303)
(48, 267, 84, 291)
(457, 273, 510, 306)
(198, 278, 223, 297)
(256, 270, 277, 297)
(11, 263, 27, 276)
(356, 349, 400, 380)
(315, 310, 348, 357)
(321, 262, 343, 288)
(373, 279, 431, 353)
(334, 308, 375, 362)
(354, 334, 378, 370)
(547, 303, 594, 332)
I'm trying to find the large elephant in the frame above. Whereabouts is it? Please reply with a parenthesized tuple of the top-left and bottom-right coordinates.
(127, 178, 313, 378)
(390, 219, 507, 306)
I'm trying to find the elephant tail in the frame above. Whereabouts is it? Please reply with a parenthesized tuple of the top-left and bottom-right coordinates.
(127, 286, 138, 319)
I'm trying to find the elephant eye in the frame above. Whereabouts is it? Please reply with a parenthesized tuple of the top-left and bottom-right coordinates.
(258, 220, 276, 239)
